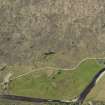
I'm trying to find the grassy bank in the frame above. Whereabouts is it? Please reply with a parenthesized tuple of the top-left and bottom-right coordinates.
(10, 59, 103, 100)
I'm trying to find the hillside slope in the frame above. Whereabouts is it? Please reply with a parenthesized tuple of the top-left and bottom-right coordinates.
(0, 0, 105, 68)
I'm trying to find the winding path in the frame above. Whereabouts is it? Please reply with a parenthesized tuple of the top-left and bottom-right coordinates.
(12, 57, 105, 80)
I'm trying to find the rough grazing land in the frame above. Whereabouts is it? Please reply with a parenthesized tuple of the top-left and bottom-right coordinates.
(0, 0, 105, 68)
(1, 0, 105, 105)
(9, 60, 103, 100)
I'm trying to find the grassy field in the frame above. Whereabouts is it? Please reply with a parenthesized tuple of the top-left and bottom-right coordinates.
(9, 59, 103, 101)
